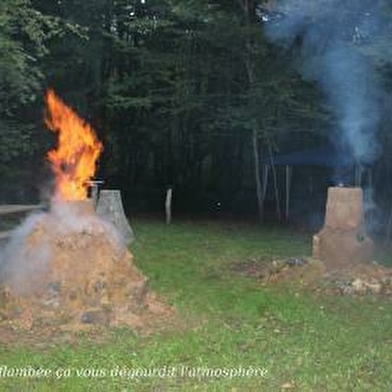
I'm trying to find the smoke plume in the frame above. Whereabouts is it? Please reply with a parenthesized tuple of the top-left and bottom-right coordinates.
(264, 0, 390, 166)
(0, 203, 123, 296)
(0, 212, 51, 295)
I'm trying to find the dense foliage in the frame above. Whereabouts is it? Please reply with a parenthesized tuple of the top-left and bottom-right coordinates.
(1, 0, 392, 229)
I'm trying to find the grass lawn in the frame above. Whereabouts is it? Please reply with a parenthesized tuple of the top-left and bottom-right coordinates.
(1, 218, 392, 391)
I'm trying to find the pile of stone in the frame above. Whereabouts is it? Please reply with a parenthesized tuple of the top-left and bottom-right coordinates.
(0, 200, 172, 332)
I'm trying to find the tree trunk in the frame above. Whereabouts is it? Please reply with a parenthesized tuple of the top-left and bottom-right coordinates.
(245, 56, 265, 221)
(242, 0, 266, 222)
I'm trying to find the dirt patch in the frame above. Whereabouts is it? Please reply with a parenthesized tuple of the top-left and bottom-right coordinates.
(231, 257, 323, 283)
(230, 257, 392, 297)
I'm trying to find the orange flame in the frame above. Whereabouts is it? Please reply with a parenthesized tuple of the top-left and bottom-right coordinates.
(45, 89, 103, 201)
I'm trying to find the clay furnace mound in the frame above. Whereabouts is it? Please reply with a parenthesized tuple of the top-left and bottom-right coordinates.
(0, 200, 172, 332)
(313, 187, 373, 270)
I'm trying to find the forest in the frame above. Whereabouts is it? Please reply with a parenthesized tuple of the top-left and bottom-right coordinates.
(2, 0, 392, 231)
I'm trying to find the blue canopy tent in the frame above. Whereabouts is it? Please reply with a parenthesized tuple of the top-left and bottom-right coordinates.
(266, 147, 353, 168)
(261, 147, 371, 221)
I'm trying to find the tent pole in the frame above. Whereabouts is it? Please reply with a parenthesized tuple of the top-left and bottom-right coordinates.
(385, 205, 392, 245)
(261, 164, 269, 221)
(267, 141, 281, 222)
(367, 168, 373, 230)
(285, 165, 292, 222)
(354, 164, 363, 187)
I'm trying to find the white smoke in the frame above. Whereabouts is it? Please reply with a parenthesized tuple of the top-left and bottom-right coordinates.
(0, 202, 125, 296)
(264, 0, 389, 166)
(0, 212, 51, 295)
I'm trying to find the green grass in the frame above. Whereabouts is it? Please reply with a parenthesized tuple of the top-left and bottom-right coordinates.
(1, 218, 392, 391)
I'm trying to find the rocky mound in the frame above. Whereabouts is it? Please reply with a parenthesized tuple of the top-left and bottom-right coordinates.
(0, 201, 173, 333)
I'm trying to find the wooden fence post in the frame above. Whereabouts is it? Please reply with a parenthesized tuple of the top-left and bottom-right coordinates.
(165, 187, 173, 224)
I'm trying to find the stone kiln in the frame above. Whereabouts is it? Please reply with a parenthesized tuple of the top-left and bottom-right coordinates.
(0, 200, 170, 331)
(313, 187, 373, 269)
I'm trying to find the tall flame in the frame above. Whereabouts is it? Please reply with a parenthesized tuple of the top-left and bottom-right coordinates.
(45, 89, 103, 201)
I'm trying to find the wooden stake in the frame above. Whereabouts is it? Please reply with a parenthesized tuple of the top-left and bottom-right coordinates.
(165, 188, 173, 224)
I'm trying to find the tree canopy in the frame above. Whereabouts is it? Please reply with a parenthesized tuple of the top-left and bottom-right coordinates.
(1, 0, 392, 225)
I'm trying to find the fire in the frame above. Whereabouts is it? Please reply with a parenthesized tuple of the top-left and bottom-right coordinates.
(45, 89, 103, 200)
